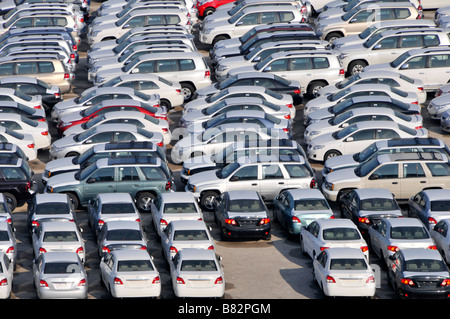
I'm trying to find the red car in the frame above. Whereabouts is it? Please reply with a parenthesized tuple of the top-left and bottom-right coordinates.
(196, 0, 236, 18)
(56, 100, 167, 135)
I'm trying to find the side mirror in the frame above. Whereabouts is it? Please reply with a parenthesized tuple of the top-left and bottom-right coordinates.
(236, 21, 243, 26)
(345, 136, 354, 142)
(369, 174, 380, 180)
(400, 63, 409, 70)
(263, 66, 272, 72)
(372, 44, 382, 50)
(340, 122, 349, 128)
(86, 177, 96, 183)
(229, 176, 239, 182)
(131, 68, 139, 73)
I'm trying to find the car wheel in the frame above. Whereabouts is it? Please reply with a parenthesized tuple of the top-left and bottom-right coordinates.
(2, 193, 16, 212)
(324, 32, 342, 43)
(160, 99, 171, 110)
(300, 236, 307, 255)
(180, 83, 195, 102)
(204, 7, 215, 15)
(65, 151, 80, 158)
(136, 192, 155, 212)
(212, 35, 229, 46)
(65, 193, 79, 210)
(324, 150, 341, 161)
(307, 81, 326, 97)
(200, 191, 218, 211)
(348, 60, 367, 75)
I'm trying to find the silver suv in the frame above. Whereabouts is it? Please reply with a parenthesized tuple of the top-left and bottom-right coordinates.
(186, 154, 317, 210)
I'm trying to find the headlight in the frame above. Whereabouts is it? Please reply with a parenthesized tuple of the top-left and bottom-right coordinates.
(324, 182, 334, 191)
(309, 107, 319, 113)
(216, 65, 228, 72)
(338, 53, 348, 60)
(95, 76, 105, 83)
(308, 131, 320, 136)
(313, 145, 325, 150)
(205, 28, 213, 34)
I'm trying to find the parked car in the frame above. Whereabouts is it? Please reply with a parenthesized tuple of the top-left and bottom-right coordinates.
(386, 248, 450, 298)
(168, 248, 225, 298)
(45, 156, 175, 211)
(150, 192, 203, 238)
(0, 101, 46, 123)
(273, 188, 334, 237)
(0, 252, 13, 299)
(213, 190, 271, 240)
(32, 252, 87, 299)
(27, 193, 76, 231)
(322, 152, 450, 202)
(430, 219, 450, 264)
(0, 221, 16, 267)
(408, 189, 450, 229)
(100, 249, 161, 298)
(87, 193, 141, 235)
(340, 188, 402, 236)
(299, 218, 369, 260)
(0, 114, 50, 150)
(31, 221, 85, 262)
(0, 194, 12, 225)
(313, 247, 376, 298)
(160, 220, 215, 262)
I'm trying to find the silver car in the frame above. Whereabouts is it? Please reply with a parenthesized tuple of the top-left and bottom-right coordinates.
(0, 222, 16, 268)
(150, 192, 203, 238)
(0, 252, 13, 299)
(440, 108, 450, 132)
(430, 219, 450, 264)
(428, 92, 450, 120)
(87, 193, 141, 234)
(32, 252, 87, 299)
(408, 189, 450, 229)
(27, 193, 76, 231)
(368, 217, 437, 265)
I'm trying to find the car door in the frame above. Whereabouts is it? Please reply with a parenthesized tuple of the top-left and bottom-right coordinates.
(258, 163, 285, 200)
(313, 250, 328, 286)
(302, 221, 320, 258)
(368, 219, 388, 259)
(370, 36, 400, 65)
(426, 53, 450, 90)
(82, 166, 117, 201)
(342, 128, 377, 155)
(100, 253, 114, 287)
(366, 163, 401, 198)
(273, 192, 290, 230)
(399, 162, 429, 201)
(226, 163, 259, 193)
(408, 191, 426, 220)
(346, 8, 375, 35)
(31, 225, 42, 257)
(115, 166, 142, 195)
(397, 54, 428, 88)
(430, 220, 449, 259)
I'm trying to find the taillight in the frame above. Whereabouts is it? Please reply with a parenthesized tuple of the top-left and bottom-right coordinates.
(34, 105, 41, 109)
(114, 277, 123, 285)
(54, 93, 61, 99)
(214, 276, 223, 284)
(300, 5, 307, 13)
(339, 69, 345, 75)
(78, 278, 86, 286)
(39, 247, 47, 254)
(207, 245, 214, 250)
(160, 219, 168, 226)
(76, 247, 84, 254)
(176, 276, 185, 284)
(41, 131, 49, 136)
(320, 246, 329, 251)
(176, 89, 182, 94)
(98, 219, 105, 227)
(294, 89, 301, 94)
(170, 246, 178, 253)
(418, 87, 424, 93)
(428, 217, 437, 225)
(292, 216, 301, 224)
(64, 73, 70, 79)
(259, 218, 270, 225)
(32, 220, 40, 227)
(79, 18, 84, 23)
(6, 246, 14, 254)
(401, 278, 415, 286)
(225, 218, 237, 225)
(139, 245, 147, 250)
(39, 280, 48, 287)
(205, 70, 211, 78)
(152, 276, 160, 284)
(135, 218, 141, 223)
(387, 245, 399, 252)
(165, 181, 172, 190)
(72, 45, 77, 51)
(286, 104, 293, 108)
(329, 215, 335, 219)
(310, 178, 317, 188)
(70, 53, 75, 60)
(428, 245, 437, 250)
(361, 246, 369, 253)
(366, 276, 375, 283)
(441, 279, 450, 286)
(358, 217, 371, 225)
(415, 126, 423, 130)
(283, 128, 290, 133)
(326, 275, 335, 283)
(102, 246, 110, 254)
(284, 114, 291, 120)
(157, 142, 164, 147)
(38, 118, 46, 122)
(162, 128, 169, 133)
(0, 278, 7, 286)
(412, 101, 419, 105)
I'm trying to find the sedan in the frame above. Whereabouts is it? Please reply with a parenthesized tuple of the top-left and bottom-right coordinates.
(340, 188, 403, 237)
(169, 248, 225, 298)
(313, 248, 376, 298)
(387, 248, 450, 299)
(32, 252, 88, 299)
(0, 252, 13, 299)
(0, 127, 36, 161)
(97, 220, 148, 258)
(213, 190, 271, 240)
(100, 250, 161, 298)
(31, 221, 85, 262)
(273, 188, 334, 237)
(0, 87, 43, 110)
(49, 123, 164, 159)
(0, 194, 12, 225)
(300, 218, 369, 260)
(61, 111, 171, 145)
(150, 192, 203, 238)
(307, 121, 428, 162)
(427, 93, 450, 120)
(56, 99, 167, 134)
(87, 193, 141, 235)
(304, 107, 423, 145)
(27, 193, 76, 231)
(0, 101, 46, 123)
(430, 219, 450, 264)
(0, 222, 16, 268)
(408, 189, 450, 230)
(368, 218, 437, 265)
(161, 220, 215, 262)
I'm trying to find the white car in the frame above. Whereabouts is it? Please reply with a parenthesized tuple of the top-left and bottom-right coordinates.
(299, 218, 369, 260)
(0, 222, 16, 267)
(313, 247, 376, 298)
(0, 127, 36, 161)
(31, 221, 85, 262)
(0, 113, 50, 150)
(303, 83, 419, 120)
(169, 248, 225, 298)
(0, 87, 43, 110)
(100, 250, 161, 298)
(61, 111, 171, 145)
(0, 252, 13, 299)
(368, 217, 437, 265)
(160, 220, 215, 262)
(303, 107, 423, 144)
(150, 192, 203, 237)
(430, 219, 450, 264)
(307, 120, 428, 162)
(317, 69, 427, 104)
(427, 93, 450, 120)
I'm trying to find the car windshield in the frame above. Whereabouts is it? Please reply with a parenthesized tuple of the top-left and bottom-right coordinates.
(216, 161, 240, 178)
(358, 25, 377, 40)
(43, 231, 79, 242)
(219, 75, 238, 90)
(173, 229, 209, 241)
(163, 203, 198, 214)
(44, 262, 81, 274)
(77, 162, 98, 181)
(330, 258, 368, 270)
(117, 259, 154, 272)
(294, 199, 330, 211)
(398, 124, 418, 136)
(101, 203, 136, 214)
(359, 198, 399, 211)
(390, 51, 410, 68)
(354, 156, 380, 177)
(431, 200, 450, 211)
(229, 199, 265, 212)
(331, 99, 354, 114)
(322, 227, 361, 240)
(363, 32, 383, 48)
(254, 55, 273, 71)
(115, 13, 132, 26)
(228, 10, 245, 24)
(335, 123, 359, 139)
(404, 259, 448, 272)
(390, 226, 429, 239)
(328, 87, 351, 102)
(205, 89, 229, 103)
(341, 6, 360, 21)
(330, 110, 353, 125)
(35, 203, 70, 214)
(180, 260, 217, 272)
(106, 229, 142, 241)
(73, 127, 96, 143)
(354, 142, 378, 162)
(205, 100, 227, 115)
(336, 73, 360, 89)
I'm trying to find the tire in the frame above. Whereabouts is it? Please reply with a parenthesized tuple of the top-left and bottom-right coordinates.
(348, 60, 367, 75)
(212, 35, 229, 46)
(65, 152, 80, 158)
(136, 192, 155, 212)
(204, 7, 215, 16)
(200, 191, 218, 211)
(324, 32, 342, 43)
(160, 99, 171, 110)
(307, 81, 327, 97)
(180, 83, 195, 102)
(324, 150, 341, 162)
(65, 193, 79, 210)
(2, 192, 17, 212)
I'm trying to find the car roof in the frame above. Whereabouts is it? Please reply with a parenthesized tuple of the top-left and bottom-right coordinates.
(324, 247, 367, 259)
(377, 28, 449, 38)
(268, 50, 333, 59)
(40, 221, 78, 231)
(422, 189, 450, 200)
(136, 51, 203, 61)
(286, 188, 326, 199)
(94, 99, 143, 107)
(104, 220, 141, 230)
(96, 156, 161, 168)
(90, 123, 141, 133)
(98, 192, 134, 203)
(354, 1, 415, 9)
(384, 217, 425, 227)
(346, 95, 394, 103)
(360, 19, 436, 28)
(354, 188, 394, 200)
(41, 252, 81, 263)
(403, 45, 450, 56)
(159, 192, 197, 203)
(400, 248, 444, 261)
(177, 248, 217, 260)
(109, 249, 152, 261)
(352, 120, 404, 130)
(317, 218, 357, 229)
(236, 153, 306, 164)
(239, 5, 301, 13)
(169, 220, 208, 230)
(34, 193, 69, 204)
(384, 137, 444, 148)
(226, 190, 260, 200)
(377, 151, 447, 163)
(94, 141, 158, 152)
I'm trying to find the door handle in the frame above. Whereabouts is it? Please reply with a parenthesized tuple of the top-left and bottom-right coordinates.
(392, 182, 398, 184)
(251, 183, 257, 186)
(420, 181, 426, 183)
(278, 182, 284, 185)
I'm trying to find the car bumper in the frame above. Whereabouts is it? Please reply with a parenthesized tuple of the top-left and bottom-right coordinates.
(221, 225, 271, 240)
(173, 283, 224, 298)
(111, 284, 161, 298)
(321, 183, 338, 202)
(37, 287, 88, 299)
(323, 283, 376, 297)
(307, 146, 326, 162)
(398, 285, 450, 299)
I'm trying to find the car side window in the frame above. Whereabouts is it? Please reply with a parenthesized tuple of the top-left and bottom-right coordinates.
(140, 166, 167, 180)
(1, 167, 26, 181)
(125, 16, 146, 28)
(165, 15, 181, 25)
(238, 13, 258, 25)
(316, 250, 327, 266)
(423, 35, 440, 47)
(403, 56, 427, 69)
(87, 167, 115, 183)
(403, 163, 425, 178)
(394, 8, 411, 19)
(435, 221, 448, 237)
(429, 54, 450, 68)
(290, 57, 311, 71)
(426, 162, 450, 176)
(370, 163, 398, 179)
(375, 37, 398, 50)
(375, 129, 400, 140)
(156, 59, 178, 73)
(230, 165, 258, 181)
(261, 164, 283, 179)
(284, 164, 311, 178)
(179, 59, 195, 71)
(38, 62, 55, 73)
(0, 63, 14, 75)
(279, 11, 294, 22)
(119, 167, 139, 181)
(350, 129, 376, 141)
(15, 62, 38, 75)
(313, 57, 330, 69)
(268, 58, 288, 72)
(113, 132, 135, 142)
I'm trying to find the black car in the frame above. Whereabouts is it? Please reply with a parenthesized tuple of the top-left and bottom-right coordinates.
(387, 248, 450, 299)
(213, 190, 271, 240)
(0, 157, 36, 211)
(340, 188, 403, 236)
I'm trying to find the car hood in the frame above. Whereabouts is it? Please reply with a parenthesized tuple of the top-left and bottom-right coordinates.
(213, 45, 242, 58)
(363, 63, 392, 72)
(51, 135, 76, 149)
(316, 16, 343, 29)
(45, 156, 79, 172)
(95, 67, 122, 80)
(325, 167, 360, 184)
(180, 109, 208, 124)
(187, 169, 220, 187)
(59, 111, 84, 124)
(91, 21, 116, 34)
(325, 153, 358, 168)
(318, 7, 343, 20)
(335, 42, 365, 55)
(307, 107, 334, 122)
(47, 171, 79, 189)
(227, 65, 256, 77)
(306, 119, 335, 132)
(195, 84, 219, 97)
(203, 19, 230, 30)
(430, 94, 450, 106)
(219, 55, 247, 66)
(54, 98, 77, 111)
(309, 132, 338, 146)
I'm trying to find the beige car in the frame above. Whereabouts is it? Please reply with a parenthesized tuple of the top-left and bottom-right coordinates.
(0, 56, 73, 94)
(322, 152, 450, 202)
(315, 2, 422, 43)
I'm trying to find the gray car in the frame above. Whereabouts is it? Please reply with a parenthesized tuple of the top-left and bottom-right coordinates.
(27, 193, 76, 231)
(408, 189, 450, 229)
(430, 219, 450, 264)
(32, 252, 87, 299)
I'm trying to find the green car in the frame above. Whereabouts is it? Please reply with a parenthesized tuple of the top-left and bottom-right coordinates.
(45, 157, 175, 212)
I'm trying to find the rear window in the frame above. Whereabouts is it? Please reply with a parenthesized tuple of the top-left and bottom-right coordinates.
(43, 231, 79, 242)
(390, 226, 429, 239)
(37, 61, 55, 73)
(330, 258, 368, 270)
(180, 260, 217, 271)
(284, 164, 313, 178)
(117, 260, 154, 272)
(322, 227, 361, 240)
(44, 262, 81, 274)
(173, 230, 209, 241)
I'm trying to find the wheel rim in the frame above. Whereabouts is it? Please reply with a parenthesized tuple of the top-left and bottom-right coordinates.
(311, 85, 323, 97)
(351, 64, 365, 75)
(203, 195, 215, 210)
(182, 87, 192, 101)
(139, 196, 152, 210)
(326, 152, 339, 160)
